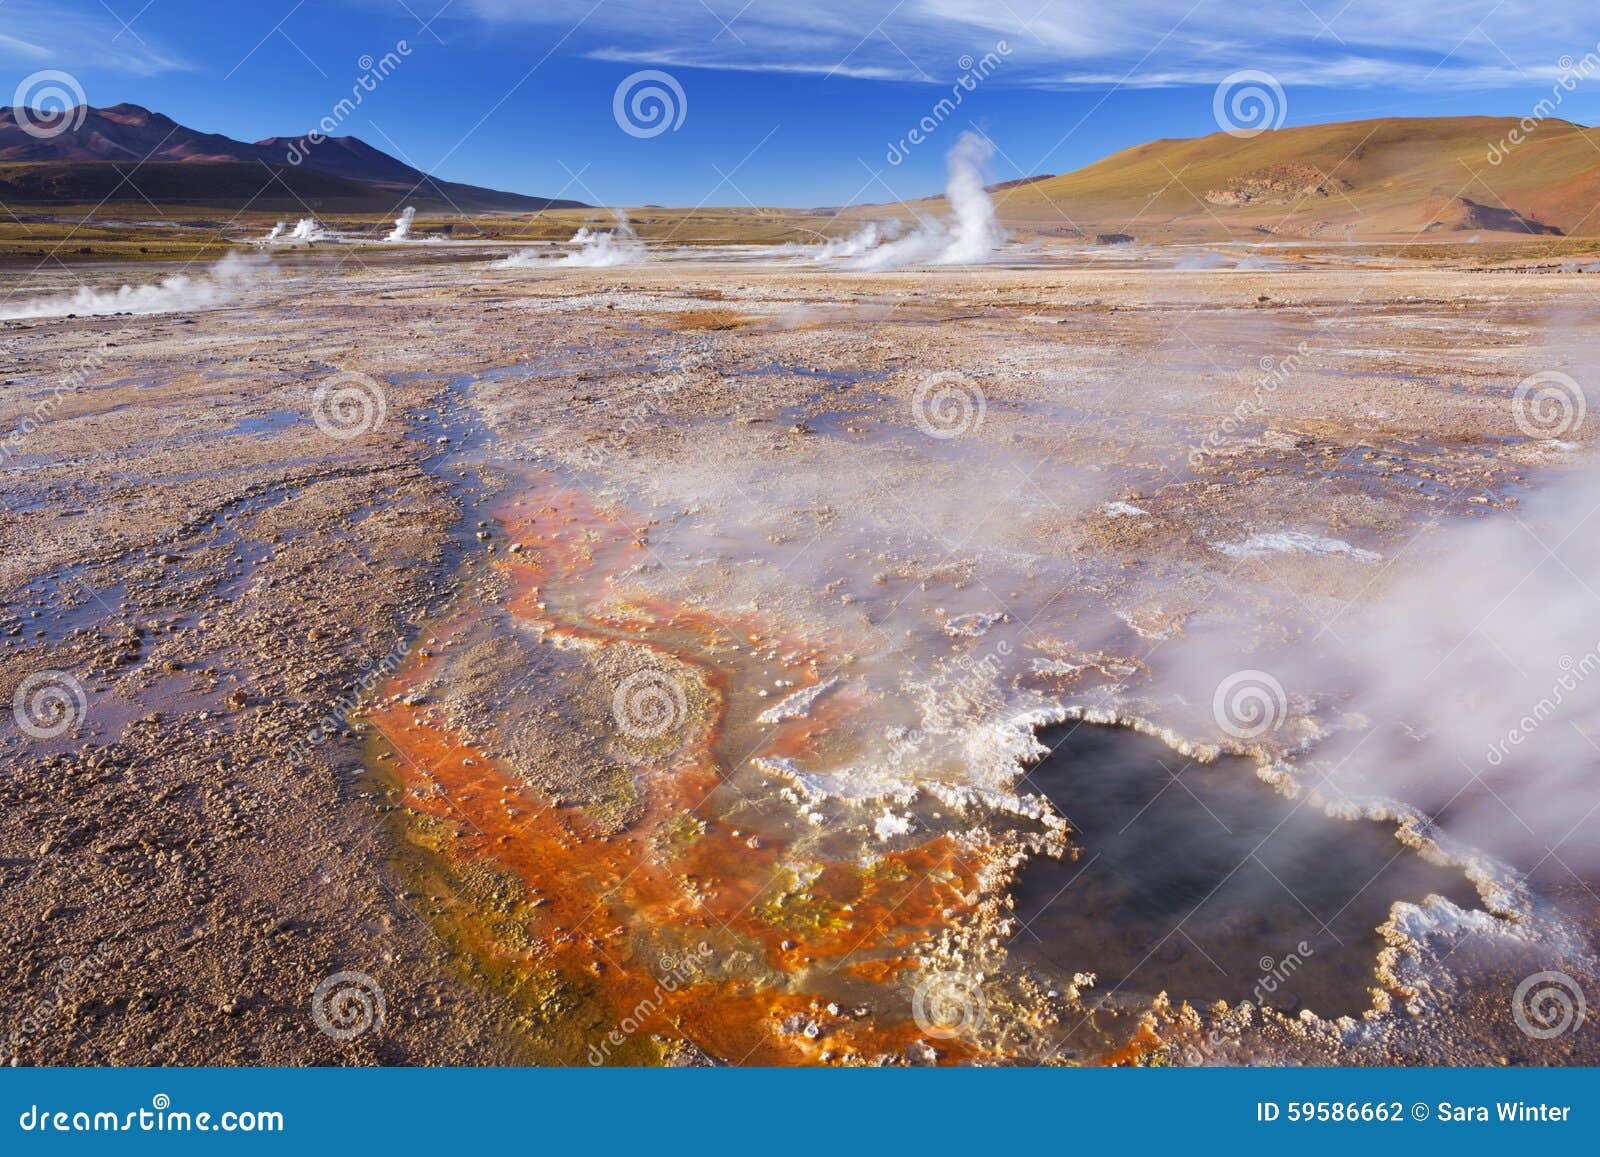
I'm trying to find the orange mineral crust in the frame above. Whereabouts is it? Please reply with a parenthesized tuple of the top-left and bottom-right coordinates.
(365, 471, 991, 1064)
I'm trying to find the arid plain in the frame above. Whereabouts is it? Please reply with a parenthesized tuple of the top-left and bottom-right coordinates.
(3, 227, 1598, 1066)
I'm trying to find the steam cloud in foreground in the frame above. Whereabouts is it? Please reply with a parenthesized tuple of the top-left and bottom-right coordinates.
(1152, 357, 1600, 877)
(1315, 433, 1600, 871)
(0, 252, 272, 320)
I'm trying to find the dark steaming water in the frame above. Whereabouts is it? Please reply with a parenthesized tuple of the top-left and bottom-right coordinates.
(1013, 722, 1481, 1018)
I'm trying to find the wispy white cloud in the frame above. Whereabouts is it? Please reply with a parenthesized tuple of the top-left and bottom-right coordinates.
(1040, 60, 1549, 91)
(0, 1, 187, 77)
(0, 33, 53, 61)
(446, 0, 1600, 89)
(585, 47, 908, 82)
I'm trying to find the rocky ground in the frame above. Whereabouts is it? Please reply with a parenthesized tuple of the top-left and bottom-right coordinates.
(2, 246, 1596, 1065)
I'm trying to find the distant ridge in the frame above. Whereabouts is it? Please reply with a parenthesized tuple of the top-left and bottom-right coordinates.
(0, 103, 586, 212)
(857, 116, 1600, 241)
(991, 116, 1600, 240)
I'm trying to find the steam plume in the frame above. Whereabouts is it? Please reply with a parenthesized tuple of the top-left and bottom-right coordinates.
(1312, 435, 1600, 872)
(288, 218, 329, 243)
(386, 206, 417, 242)
(1150, 344, 1600, 876)
(0, 252, 271, 320)
(845, 132, 1007, 271)
(804, 221, 905, 260)
(495, 211, 648, 268)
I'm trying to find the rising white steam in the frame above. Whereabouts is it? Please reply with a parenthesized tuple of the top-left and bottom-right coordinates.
(562, 217, 648, 266)
(386, 206, 417, 242)
(288, 217, 330, 243)
(496, 211, 648, 269)
(258, 218, 329, 244)
(1149, 341, 1600, 875)
(256, 219, 331, 244)
(804, 221, 905, 260)
(0, 252, 272, 320)
(844, 132, 1007, 271)
(1306, 433, 1600, 871)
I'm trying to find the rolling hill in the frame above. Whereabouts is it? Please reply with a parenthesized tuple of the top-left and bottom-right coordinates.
(0, 103, 584, 213)
(970, 117, 1600, 241)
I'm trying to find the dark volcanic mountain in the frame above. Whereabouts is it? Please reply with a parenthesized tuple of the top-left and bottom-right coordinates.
(0, 103, 584, 212)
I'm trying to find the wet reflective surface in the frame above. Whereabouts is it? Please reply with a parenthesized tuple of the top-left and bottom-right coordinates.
(1013, 722, 1481, 1017)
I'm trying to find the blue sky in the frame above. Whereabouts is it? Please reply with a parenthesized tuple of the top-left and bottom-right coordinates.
(5, 1, 1600, 207)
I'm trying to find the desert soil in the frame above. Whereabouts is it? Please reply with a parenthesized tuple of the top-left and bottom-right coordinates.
(2, 247, 1595, 1065)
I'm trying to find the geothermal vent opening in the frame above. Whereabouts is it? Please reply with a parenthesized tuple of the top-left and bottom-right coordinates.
(1012, 721, 1482, 1018)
